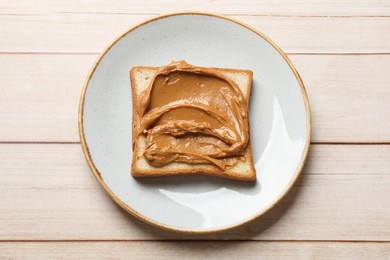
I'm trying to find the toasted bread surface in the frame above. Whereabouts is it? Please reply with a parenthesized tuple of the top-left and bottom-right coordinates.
(130, 65, 256, 181)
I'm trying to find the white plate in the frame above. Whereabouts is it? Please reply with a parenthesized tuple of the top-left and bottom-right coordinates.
(79, 12, 311, 233)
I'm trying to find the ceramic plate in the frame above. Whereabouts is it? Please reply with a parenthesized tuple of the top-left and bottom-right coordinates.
(79, 12, 311, 233)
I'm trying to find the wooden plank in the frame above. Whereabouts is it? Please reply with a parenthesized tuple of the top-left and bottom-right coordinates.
(0, 14, 389, 53)
(1, 54, 389, 142)
(2, 0, 390, 16)
(0, 54, 95, 142)
(289, 55, 390, 142)
(0, 144, 389, 241)
(303, 145, 390, 175)
(0, 241, 389, 259)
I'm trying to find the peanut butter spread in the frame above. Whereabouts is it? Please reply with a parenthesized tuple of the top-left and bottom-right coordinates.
(137, 61, 250, 170)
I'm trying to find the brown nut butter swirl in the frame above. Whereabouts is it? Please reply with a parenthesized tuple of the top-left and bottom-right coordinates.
(138, 61, 250, 170)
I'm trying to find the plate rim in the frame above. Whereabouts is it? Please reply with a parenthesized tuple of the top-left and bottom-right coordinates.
(78, 11, 312, 234)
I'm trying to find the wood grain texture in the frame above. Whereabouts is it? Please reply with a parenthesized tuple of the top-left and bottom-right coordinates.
(1, 1, 389, 257)
(0, 14, 389, 53)
(0, 54, 95, 142)
(2, 0, 390, 16)
(291, 55, 390, 142)
(0, 241, 389, 259)
(1, 54, 389, 142)
(1, 144, 389, 241)
(303, 144, 390, 175)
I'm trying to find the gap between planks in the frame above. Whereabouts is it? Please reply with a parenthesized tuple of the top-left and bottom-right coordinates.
(2, 12, 390, 18)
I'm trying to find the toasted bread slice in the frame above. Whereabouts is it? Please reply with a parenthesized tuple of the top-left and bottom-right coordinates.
(130, 65, 256, 181)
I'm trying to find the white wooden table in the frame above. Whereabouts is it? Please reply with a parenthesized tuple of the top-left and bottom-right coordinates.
(1, 1, 389, 258)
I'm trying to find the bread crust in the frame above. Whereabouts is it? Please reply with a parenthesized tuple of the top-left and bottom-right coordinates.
(130, 65, 256, 181)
